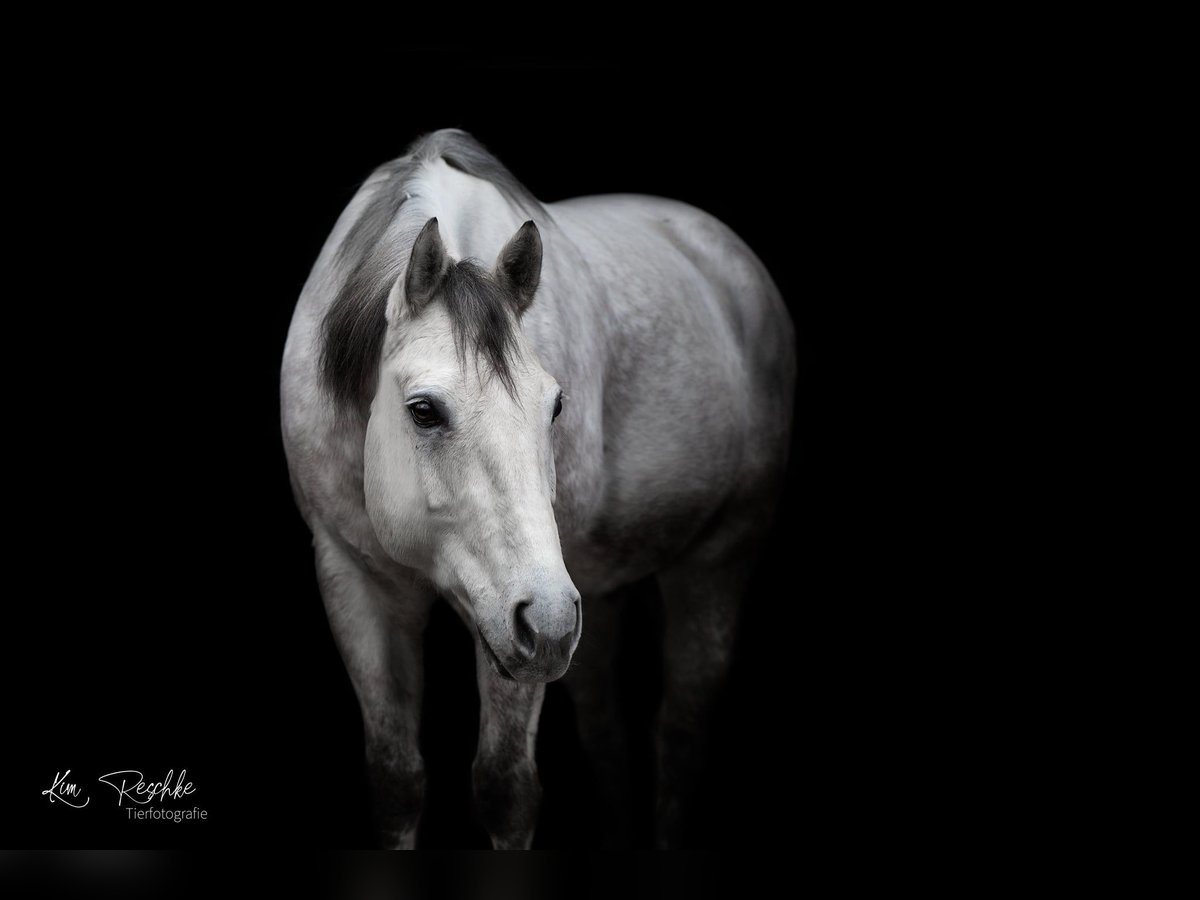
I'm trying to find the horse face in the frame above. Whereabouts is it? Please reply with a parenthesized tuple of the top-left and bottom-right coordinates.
(363, 219, 580, 683)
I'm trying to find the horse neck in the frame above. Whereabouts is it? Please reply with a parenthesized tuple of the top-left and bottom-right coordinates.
(409, 159, 530, 265)
(407, 159, 594, 365)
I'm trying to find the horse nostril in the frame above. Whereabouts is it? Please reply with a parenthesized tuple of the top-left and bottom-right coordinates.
(557, 632, 573, 657)
(513, 600, 537, 659)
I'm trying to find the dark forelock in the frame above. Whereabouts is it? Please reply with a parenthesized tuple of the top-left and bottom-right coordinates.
(435, 263, 521, 394)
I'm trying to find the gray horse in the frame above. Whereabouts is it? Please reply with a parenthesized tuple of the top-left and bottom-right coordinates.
(281, 130, 795, 848)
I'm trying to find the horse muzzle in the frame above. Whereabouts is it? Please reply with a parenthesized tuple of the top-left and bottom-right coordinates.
(478, 590, 582, 683)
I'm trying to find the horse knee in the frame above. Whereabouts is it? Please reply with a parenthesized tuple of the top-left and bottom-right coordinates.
(472, 757, 541, 849)
(365, 742, 426, 848)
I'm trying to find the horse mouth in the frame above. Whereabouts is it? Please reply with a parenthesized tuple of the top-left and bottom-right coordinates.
(476, 626, 515, 681)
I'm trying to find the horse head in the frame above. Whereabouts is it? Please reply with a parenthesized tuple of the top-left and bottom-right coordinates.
(363, 217, 580, 682)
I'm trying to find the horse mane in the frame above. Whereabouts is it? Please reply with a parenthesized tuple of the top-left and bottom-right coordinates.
(319, 129, 545, 409)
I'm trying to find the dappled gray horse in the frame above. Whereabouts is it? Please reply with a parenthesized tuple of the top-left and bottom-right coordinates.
(281, 130, 794, 848)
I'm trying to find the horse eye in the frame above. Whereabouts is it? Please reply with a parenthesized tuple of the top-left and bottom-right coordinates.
(408, 400, 442, 428)
(552, 395, 563, 421)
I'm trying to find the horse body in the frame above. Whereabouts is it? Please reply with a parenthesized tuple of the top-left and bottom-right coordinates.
(281, 131, 794, 847)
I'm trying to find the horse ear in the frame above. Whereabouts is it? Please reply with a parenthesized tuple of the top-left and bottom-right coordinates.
(495, 220, 542, 315)
(403, 217, 450, 313)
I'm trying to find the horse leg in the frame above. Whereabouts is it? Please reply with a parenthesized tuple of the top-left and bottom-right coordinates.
(563, 590, 633, 847)
(654, 557, 751, 848)
(314, 529, 433, 849)
(472, 645, 546, 849)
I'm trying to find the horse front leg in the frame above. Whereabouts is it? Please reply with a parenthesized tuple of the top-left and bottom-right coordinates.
(472, 643, 547, 849)
(314, 529, 433, 849)
(654, 558, 751, 849)
(563, 589, 633, 847)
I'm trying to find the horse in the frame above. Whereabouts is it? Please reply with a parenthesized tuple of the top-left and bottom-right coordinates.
(281, 130, 795, 848)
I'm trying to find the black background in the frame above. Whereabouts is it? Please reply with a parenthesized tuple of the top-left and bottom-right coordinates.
(1, 53, 860, 848)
